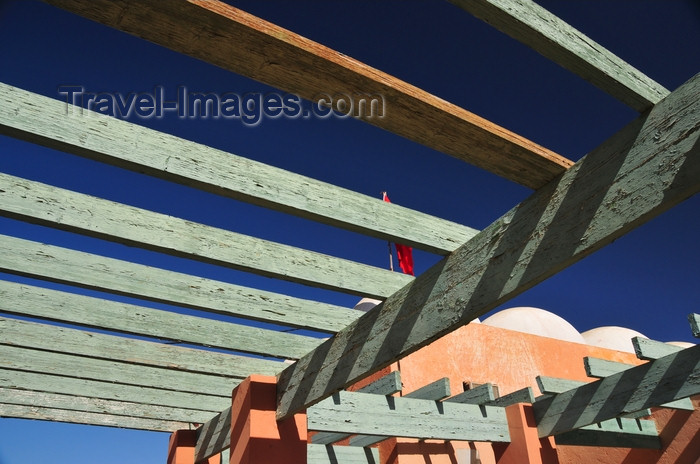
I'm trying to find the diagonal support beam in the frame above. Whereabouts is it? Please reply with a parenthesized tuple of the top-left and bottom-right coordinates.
(276, 73, 700, 420)
(41, 0, 572, 189)
(534, 344, 700, 437)
(584, 357, 694, 411)
(448, 0, 669, 111)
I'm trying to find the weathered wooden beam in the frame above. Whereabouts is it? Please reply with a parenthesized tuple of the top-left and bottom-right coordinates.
(0, 276, 318, 360)
(0, 83, 477, 256)
(307, 391, 510, 443)
(448, 0, 669, 112)
(348, 378, 452, 447)
(194, 372, 404, 461)
(486, 387, 534, 407)
(0, 344, 236, 397)
(0, 173, 411, 299)
(445, 383, 495, 405)
(276, 73, 700, 419)
(311, 371, 402, 445)
(633, 337, 685, 361)
(536, 376, 584, 396)
(0, 316, 279, 378)
(0, 388, 213, 424)
(536, 376, 650, 419)
(40, 1, 572, 189)
(584, 357, 694, 411)
(194, 407, 232, 464)
(0, 369, 229, 411)
(690, 313, 700, 338)
(0, 236, 356, 336)
(307, 444, 380, 464)
(553, 417, 660, 449)
(0, 403, 187, 433)
(534, 344, 700, 437)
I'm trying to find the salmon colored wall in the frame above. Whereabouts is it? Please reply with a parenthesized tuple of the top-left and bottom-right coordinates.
(378, 322, 698, 464)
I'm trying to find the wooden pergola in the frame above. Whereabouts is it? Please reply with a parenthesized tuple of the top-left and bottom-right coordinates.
(0, 1, 698, 463)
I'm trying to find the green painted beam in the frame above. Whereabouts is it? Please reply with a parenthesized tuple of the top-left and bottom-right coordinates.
(0, 172, 411, 299)
(0, 277, 318, 360)
(0, 403, 186, 433)
(536, 376, 584, 396)
(553, 417, 660, 449)
(632, 337, 685, 361)
(448, 0, 669, 112)
(486, 387, 534, 407)
(0, 368, 229, 411)
(0, 83, 478, 256)
(308, 391, 510, 444)
(307, 444, 380, 464)
(348, 378, 451, 447)
(311, 371, 402, 445)
(690, 313, 700, 338)
(276, 73, 700, 420)
(195, 407, 232, 464)
(536, 376, 650, 419)
(0, 344, 236, 397)
(534, 344, 700, 437)
(0, 235, 356, 335)
(0, 316, 280, 378)
(0, 388, 213, 424)
(445, 383, 495, 405)
(584, 357, 694, 411)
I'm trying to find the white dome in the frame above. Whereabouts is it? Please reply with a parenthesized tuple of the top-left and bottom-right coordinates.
(666, 341, 695, 348)
(581, 326, 647, 353)
(353, 298, 382, 312)
(481, 307, 584, 343)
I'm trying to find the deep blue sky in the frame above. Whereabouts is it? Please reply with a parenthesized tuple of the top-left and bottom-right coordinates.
(0, 1, 698, 462)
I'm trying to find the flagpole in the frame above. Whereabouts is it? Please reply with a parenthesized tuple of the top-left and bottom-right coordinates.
(382, 191, 394, 272)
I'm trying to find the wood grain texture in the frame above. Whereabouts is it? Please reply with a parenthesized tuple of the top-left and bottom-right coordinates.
(308, 391, 510, 443)
(311, 371, 402, 445)
(584, 357, 694, 411)
(0, 403, 188, 433)
(39, 0, 572, 189)
(195, 407, 232, 463)
(536, 376, 651, 418)
(445, 383, 495, 405)
(307, 444, 380, 464)
(0, 344, 236, 397)
(553, 417, 660, 449)
(535, 344, 700, 437)
(0, 172, 411, 298)
(276, 73, 700, 419)
(0, 83, 477, 255)
(0, 236, 358, 335)
(486, 386, 534, 407)
(0, 388, 213, 424)
(0, 316, 278, 378)
(348, 378, 452, 447)
(0, 369, 229, 411)
(632, 337, 684, 361)
(0, 271, 319, 360)
(449, 0, 669, 111)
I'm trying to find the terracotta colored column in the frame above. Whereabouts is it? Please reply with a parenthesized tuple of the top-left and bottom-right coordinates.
(494, 404, 559, 464)
(229, 374, 307, 464)
(167, 430, 220, 464)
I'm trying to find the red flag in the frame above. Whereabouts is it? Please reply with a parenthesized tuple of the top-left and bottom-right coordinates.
(383, 193, 414, 276)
